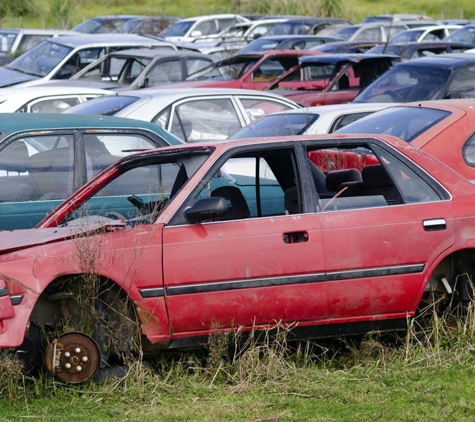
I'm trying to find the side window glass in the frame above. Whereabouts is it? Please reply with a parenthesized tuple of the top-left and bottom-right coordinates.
(252, 59, 287, 82)
(330, 112, 372, 133)
(170, 99, 242, 142)
(147, 59, 182, 84)
(358, 28, 381, 41)
(186, 58, 212, 76)
(18, 35, 48, 52)
(193, 148, 299, 221)
(239, 98, 294, 121)
(84, 133, 157, 178)
(462, 133, 475, 167)
(153, 106, 171, 129)
(446, 66, 475, 99)
(306, 142, 443, 213)
(194, 20, 217, 36)
(24, 97, 80, 113)
(6, 134, 75, 202)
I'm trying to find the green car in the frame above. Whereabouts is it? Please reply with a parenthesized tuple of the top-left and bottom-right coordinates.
(0, 113, 182, 230)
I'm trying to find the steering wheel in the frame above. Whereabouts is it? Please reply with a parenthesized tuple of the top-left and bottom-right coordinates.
(387, 90, 405, 102)
(104, 211, 127, 223)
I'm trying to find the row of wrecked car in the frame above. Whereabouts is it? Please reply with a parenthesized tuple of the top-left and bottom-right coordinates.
(4, 11, 475, 384)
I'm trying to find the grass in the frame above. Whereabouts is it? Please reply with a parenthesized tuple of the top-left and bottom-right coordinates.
(2, 0, 475, 30)
(2, 301, 475, 421)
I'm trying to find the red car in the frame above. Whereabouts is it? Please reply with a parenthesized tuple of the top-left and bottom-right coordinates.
(336, 99, 475, 183)
(265, 54, 400, 106)
(180, 50, 322, 90)
(1, 134, 474, 383)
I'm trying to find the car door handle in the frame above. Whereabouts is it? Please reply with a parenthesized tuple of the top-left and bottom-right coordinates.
(283, 231, 309, 244)
(423, 218, 446, 231)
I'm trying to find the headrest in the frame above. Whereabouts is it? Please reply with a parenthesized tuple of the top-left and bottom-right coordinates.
(326, 168, 362, 192)
(362, 165, 392, 188)
(0, 142, 29, 172)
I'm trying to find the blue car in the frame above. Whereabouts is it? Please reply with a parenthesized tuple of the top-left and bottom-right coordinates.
(0, 113, 182, 230)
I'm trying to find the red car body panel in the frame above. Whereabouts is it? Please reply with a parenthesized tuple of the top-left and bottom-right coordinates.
(2, 135, 475, 353)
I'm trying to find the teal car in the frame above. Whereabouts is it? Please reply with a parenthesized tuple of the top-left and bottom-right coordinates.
(0, 113, 182, 230)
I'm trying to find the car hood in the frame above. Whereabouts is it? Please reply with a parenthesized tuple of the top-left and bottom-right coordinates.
(0, 66, 39, 87)
(0, 222, 125, 256)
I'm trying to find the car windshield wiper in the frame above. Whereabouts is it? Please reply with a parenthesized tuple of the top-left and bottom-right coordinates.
(5, 66, 41, 77)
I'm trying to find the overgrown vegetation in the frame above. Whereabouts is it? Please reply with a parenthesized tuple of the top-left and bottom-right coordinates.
(1, 0, 474, 30)
(2, 299, 475, 420)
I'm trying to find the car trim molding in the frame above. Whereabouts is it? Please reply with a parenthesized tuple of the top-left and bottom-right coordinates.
(10, 295, 23, 305)
(139, 263, 425, 298)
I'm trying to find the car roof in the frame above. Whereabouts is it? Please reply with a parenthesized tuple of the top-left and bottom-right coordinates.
(177, 14, 248, 22)
(47, 33, 171, 48)
(102, 48, 209, 59)
(127, 87, 300, 102)
(0, 113, 175, 137)
(0, 28, 78, 35)
(0, 84, 112, 97)
(397, 53, 475, 67)
(269, 103, 398, 116)
(299, 53, 398, 64)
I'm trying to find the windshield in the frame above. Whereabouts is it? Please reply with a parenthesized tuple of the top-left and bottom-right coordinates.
(60, 150, 211, 227)
(330, 26, 359, 40)
(266, 22, 311, 36)
(336, 106, 451, 142)
(231, 112, 319, 138)
(0, 32, 17, 53)
(76, 56, 152, 83)
(160, 21, 195, 37)
(390, 30, 424, 43)
(187, 58, 256, 81)
(7, 40, 72, 76)
(368, 45, 404, 56)
(65, 95, 140, 115)
(115, 19, 141, 33)
(353, 63, 450, 103)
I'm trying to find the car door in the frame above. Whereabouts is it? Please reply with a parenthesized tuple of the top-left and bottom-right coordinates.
(162, 145, 328, 337)
(306, 140, 455, 321)
(0, 131, 161, 230)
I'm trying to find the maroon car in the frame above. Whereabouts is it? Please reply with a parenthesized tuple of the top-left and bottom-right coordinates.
(265, 54, 400, 106)
(180, 49, 322, 90)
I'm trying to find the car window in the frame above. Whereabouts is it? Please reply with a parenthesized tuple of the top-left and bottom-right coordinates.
(186, 57, 213, 76)
(194, 20, 217, 36)
(84, 133, 158, 178)
(188, 147, 298, 222)
(64, 95, 140, 116)
(230, 112, 319, 138)
(146, 59, 182, 84)
(357, 27, 381, 41)
(329, 112, 373, 133)
(168, 99, 242, 142)
(17, 35, 49, 52)
(336, 106, 451, 142)
(462, 133, 475, 167)
(61, 150, 211, 226)
(0, 32, 16, 52)
(24, 97, 80, 113)
(446, 66, 475, 99)
(252, 58, 295, 82)
(305, 141, 444, 213)
(0, 134, 75, 203)
(238, 97, 296, 121)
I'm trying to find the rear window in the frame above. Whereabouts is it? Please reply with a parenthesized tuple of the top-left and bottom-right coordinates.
(64, 95, 139, 116)
(231, 112, 318, 138)
(335, 106, 451, 142)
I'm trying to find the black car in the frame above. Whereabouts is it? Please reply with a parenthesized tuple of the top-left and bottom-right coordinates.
(354, 53, 475, 103)
(311, 41, 383, 54)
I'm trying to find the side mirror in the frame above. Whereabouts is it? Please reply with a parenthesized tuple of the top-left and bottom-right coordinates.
(140, 77, 150, 88)
(191, 30, 202, 38)
(185, 197, 228, 223)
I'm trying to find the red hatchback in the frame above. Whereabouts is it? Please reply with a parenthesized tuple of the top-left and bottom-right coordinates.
(1, 134, 475, 383)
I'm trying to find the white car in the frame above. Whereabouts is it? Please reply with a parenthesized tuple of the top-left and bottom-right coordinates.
(0, 34, 176, 88)
(0, 84, 113, 113)
(331, 22, 409, 42)
(65, 88, 300, 141)
(0, 28, 79, 64)
(230, 103, 398, 138)
(160, 14, 249, 43)
(389, 25, 462, 44)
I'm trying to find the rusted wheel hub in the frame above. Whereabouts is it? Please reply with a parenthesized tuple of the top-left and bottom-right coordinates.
(45, 332, 101, 384)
